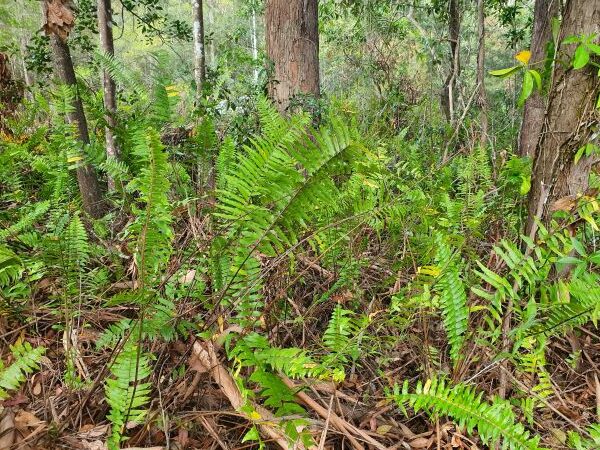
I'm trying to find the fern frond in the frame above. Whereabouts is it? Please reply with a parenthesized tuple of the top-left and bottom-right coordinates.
(434, 233, 468, 364)
(0, 342, 45, 400)
(105, 338, 152, 450)
(392, 377, 546, 450)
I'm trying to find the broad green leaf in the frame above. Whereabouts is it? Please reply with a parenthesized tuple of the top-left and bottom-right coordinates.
(520, 175, 531, 195)
(586, 42, 600, 55)
(574, 145, 586, 165)
(518, 70, 534, 107)
(528, 69, 542, 91)
(562, 35, 581, 45)
(489, 65, 521, 78)
(573, 45, 589, 69)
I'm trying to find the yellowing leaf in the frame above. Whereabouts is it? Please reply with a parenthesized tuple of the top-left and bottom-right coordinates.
(67, 156, 83, 163)
(248, 410, 262, 421)
(515, 50, 532, 64)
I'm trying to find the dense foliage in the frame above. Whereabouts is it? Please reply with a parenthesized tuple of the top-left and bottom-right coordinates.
(0, 0, 599, 449)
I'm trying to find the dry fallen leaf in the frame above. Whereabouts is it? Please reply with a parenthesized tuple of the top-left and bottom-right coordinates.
(409, 437, 432, 449)
(0, 408, 16, 450)
(14, 410, 44, 429)
(376, 424, 392, 435)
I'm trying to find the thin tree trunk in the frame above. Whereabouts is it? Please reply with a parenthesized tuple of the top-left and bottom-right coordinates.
(251, 8, 259, 85)
(265, 0, 320, 114)
(525, 0, 600, 237)
(192, 0, 206, 98)
(441, 0, 460, 123)
(476, 0, 488, 149)
(97, 0, 120, 190)
(49, 35, 107, 218)
(518, 0, 559, 158)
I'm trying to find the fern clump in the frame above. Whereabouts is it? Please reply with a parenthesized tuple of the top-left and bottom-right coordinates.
(392, 376, 546, 450)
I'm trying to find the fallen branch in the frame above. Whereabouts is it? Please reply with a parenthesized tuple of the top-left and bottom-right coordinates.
(190, 340, 300, 450)
(281, 377, 387, 450)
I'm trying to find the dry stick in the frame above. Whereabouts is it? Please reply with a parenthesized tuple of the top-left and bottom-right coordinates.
(190, 341, 296, 450)
(441, 82, 481, 163)
(317, 396, 335, 450)
(281, 377, 387, 450)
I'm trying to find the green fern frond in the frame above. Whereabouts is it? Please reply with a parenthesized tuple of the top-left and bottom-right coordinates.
(434, 233, 468, 364)
(0, 245, 23, 288)
(0, 201, 50, 241)
(127, 127, 173, 286)
(392, 376, 546, 450)
(569, 423, 600, 449)
(105, 338, 152, 450)
(0, 342, 45, 400)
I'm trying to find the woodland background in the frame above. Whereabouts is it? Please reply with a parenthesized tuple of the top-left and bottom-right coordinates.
(0, 0, 600, 449)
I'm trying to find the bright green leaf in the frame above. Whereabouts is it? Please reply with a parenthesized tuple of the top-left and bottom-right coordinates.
(528, 69, 542, 91)
(573, 45, 590, 69)
(489, 65, 521, 78)
(518, 70, 534, 107)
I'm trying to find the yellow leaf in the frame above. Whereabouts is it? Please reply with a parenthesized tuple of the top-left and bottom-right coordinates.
(167, 91, 179, 97)
(515, 50, 532, 64)
(67, 156, 83, 163)
(248, 410, 261, 421)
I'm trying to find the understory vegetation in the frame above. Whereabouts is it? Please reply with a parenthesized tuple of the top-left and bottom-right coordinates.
(1, 0, 600, 449)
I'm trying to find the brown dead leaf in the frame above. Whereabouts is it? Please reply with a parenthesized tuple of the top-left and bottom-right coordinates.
(43, 0, 75, 41)
(14, 410, 45, 430)
(0, 408, 15, 450)
(409, 437, 432, 449)
(376, 424, 392, 435)
(76, 424, 109, 439)
(32, 383, 41, 396)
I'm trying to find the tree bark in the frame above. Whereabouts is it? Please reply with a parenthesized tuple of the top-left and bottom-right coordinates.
(49, 34, 107, 218)
(518, 0, 559, 158)
(525, 0, 600, 237)
(441, 0, 460, 123)
(265, 0, 320, 114)
(251, 8, 259, 85)
(97, 0, 120, 190)
(192, 0, 206, 98)
(476, 0, 488, 149)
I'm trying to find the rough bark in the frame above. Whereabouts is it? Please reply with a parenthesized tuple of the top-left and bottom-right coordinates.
(476, 0, 488, 148)
(441, 0, 460, 123)
(265, 0, 320, 113)
(192, 0, 206, 97)
(97, 0, 119, 190)
(0, 53, 24, 134)
(45, 0, 106, 218)
(518, 0, 559, 158)
(525, 0, 600, 237)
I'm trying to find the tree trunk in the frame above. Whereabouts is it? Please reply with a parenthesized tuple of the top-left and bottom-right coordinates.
(192, 0, 206, 97)
(441, 0, 460, 123)
(265, 0, 320, 114)
(476, 0, 488, 149)
(518, 0, 559, 158)
(251, 8, 259, 85)
(49, 34, 107, 218)
(97, 0, 120, 190)
(525, 0, 600, 237)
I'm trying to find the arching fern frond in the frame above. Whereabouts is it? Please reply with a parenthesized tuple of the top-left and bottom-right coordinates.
(0, 342, 45, 400)
(105, 338, 152, 450)
(434, 233, 468, 365)
(392, 376, 546, 450)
